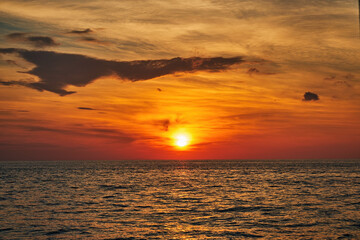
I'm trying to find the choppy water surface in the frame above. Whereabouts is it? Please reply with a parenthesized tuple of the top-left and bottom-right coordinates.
(0, 160, 360, 239)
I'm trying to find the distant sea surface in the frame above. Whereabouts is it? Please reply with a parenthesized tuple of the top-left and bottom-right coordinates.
(1, 160, 360, 239)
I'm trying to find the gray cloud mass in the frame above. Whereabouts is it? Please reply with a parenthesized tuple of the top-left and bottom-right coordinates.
(0, 48, 243, 96)
(6, 33, 58, 48)
(303, 92, 319, 101)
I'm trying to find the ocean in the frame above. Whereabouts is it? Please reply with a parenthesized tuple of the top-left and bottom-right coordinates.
(0, 160, 359, 239)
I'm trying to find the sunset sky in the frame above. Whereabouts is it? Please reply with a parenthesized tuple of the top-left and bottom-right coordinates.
(0, 0, 359, 160)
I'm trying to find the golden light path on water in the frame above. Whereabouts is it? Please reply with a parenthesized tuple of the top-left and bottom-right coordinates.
(1, 160, 360, 239)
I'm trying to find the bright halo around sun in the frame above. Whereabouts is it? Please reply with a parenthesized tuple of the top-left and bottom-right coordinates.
(173, 132, 191, 149)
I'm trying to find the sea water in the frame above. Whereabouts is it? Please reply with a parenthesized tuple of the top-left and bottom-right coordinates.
(0, 160, 359, 239)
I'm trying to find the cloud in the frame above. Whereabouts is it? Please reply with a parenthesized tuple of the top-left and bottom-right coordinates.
(247, 67, 260, 75)
(0, 80, 31, 87)
(154, 119, 171, 131)
(81, 37, 97, 42)
(0, 79, 74, 96)
(334, 81, 352, 88)
(69, 28, 93, 34)
(324, 75, 336, 81)
(80, 37, 108, 45)
(78, 107, 95, 110)
(344, 74, 355, 81)
(0, 109, 28, 116)
(303, 92, 319, 101)
(323, 75, 353, 88)
(0, 80, 21, 86)
(0, 48, 243, 96)
(68, 29, 107, 45)
(6, 32, 27, 39)
(151, 116, 187, 132)
(6, 33, 58, 48)
(5, 60, 25, 68)
(8, 124, 135, 143)
(26, 36, 58, 48)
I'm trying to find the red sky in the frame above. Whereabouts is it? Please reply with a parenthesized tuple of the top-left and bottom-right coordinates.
(0, 0, 359, 160)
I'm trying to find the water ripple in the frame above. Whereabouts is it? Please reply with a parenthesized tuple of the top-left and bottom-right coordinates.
(0, 160, 359, 239)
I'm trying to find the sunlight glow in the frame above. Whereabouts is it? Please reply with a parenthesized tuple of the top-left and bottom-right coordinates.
(173, 133, 191, 148)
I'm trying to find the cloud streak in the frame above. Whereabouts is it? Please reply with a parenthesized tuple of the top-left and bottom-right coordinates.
(0, 48, 243, 96)
(6, 33, 58, 48)
(69, 28, 93, 34)
(78, 107, 95, 110)
(80, 37, 108, 45)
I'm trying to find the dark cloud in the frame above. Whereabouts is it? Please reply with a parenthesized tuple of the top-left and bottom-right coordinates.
(80, 37, 107, 45)
(69, 28, 93, 34)
(303, 92, 319, 101)
(152, 116, 186, 131)
(78, 107, 95, 110)
(155, 119, 171, 131)
(222, 110, 294, 124)
(5, 60, 25, 68)
(82, 37, 97, 42)
(247, 67, 260, 75)
(6, 33, 58, 48)
(6, 32, 27, 39)
(12, 124, 135, 143)
(243, 62, 279, 76)
(0, 80, 19, 86)
(334, 81, 352, 88)
(344, 73, 355, 80)
(323, 74, 354, 87)
(26, 36, 58, 48)
(157, 88, 162, 92)
(0, 80, 31, 87)
(0, 48, 243, 96)
(0, 79, 73, 95)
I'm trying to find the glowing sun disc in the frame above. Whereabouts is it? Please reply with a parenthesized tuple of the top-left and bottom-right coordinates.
(174, 134, 190, 148)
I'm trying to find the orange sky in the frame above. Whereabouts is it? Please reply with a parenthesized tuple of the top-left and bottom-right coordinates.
(0, 0, 359, 160)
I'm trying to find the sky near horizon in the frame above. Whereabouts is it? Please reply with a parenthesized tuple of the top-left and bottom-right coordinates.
(0, 0, 359, 160)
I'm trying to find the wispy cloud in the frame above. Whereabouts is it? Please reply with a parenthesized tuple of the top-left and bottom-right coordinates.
(80, 37, 108, 45)
(68, 28, 93, 34)
(1, 121, 135, 143)
(78, 107, 95, 110)
(6, 32, 59, 48)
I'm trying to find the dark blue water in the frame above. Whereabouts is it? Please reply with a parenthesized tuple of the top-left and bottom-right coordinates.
(0, 160, 360, 239)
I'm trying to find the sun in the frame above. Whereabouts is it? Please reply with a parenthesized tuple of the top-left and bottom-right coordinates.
(173, 133, 190, 148)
